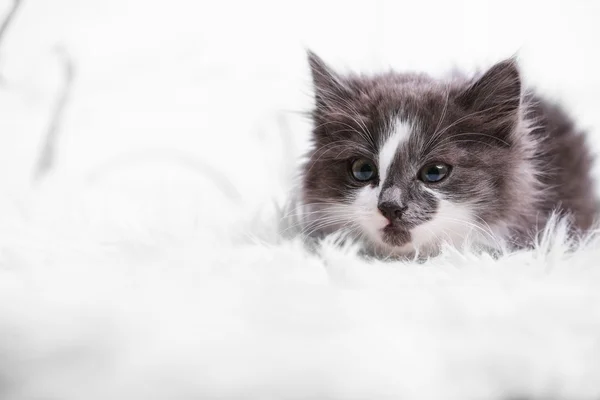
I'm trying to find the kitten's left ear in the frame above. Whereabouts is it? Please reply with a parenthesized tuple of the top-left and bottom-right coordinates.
(456, 58, 522, 136)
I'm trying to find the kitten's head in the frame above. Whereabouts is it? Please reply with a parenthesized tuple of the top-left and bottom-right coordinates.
(301, 52, 536, 256)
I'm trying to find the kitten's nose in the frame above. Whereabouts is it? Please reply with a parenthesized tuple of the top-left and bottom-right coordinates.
(378, 201, 407, 221)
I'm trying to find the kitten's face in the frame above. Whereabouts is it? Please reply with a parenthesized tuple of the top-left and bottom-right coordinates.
(302, 52, 528, 256)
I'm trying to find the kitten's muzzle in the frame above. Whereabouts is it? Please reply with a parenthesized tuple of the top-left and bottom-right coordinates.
(378, 201, 408, 222)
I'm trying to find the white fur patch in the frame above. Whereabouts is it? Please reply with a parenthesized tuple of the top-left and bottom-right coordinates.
(378, 119, 412, 183)
(410, 198, 477, 249)
(351, 185, 389, 238)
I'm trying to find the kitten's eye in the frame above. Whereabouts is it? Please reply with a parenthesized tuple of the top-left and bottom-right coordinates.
(350, 158, 377, 182)
(419, 163, 451, 183)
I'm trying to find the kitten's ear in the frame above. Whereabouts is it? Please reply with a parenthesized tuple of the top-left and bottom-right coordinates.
(456, 58, 522, 134)
(307, 50, 351, 108)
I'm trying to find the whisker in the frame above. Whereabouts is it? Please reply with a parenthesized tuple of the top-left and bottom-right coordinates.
(431, 216, 498, 242)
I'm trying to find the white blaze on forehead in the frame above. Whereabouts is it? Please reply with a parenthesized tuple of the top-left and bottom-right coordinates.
(378, 119, 412, 183)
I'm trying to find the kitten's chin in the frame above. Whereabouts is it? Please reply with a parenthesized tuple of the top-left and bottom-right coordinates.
(381, 225, 411, 247)
(358, 214, 428, 256)
(365, 226, 418, 257)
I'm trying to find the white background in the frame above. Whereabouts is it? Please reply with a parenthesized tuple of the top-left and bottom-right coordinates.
(1, 0, 599, 203)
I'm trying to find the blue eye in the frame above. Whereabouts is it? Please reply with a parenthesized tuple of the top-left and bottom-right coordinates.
(351, 158, 377, 182)
(419, 163, 451, 183)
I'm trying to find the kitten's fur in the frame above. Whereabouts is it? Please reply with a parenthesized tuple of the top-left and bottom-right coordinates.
(300, 51, 597, 256)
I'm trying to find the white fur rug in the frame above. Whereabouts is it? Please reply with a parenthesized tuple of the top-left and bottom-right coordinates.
(2, 180, 600, 400)
(2, 0, 600, 399)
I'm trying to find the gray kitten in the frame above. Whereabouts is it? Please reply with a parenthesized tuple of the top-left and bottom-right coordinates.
(300, 51, 598, 256)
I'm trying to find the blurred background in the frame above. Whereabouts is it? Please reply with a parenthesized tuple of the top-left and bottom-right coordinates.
(1, 0, 599, 221)
(2, 4, 600, 398)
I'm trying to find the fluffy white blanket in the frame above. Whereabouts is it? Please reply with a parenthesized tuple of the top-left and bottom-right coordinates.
(2, 1, 600, 399)
(1, 180, 600, 400)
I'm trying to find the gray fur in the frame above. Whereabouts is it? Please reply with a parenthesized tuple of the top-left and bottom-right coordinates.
(300, 51, 597, 253)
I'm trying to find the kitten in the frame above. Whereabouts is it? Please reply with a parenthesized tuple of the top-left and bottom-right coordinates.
(299, 51, 598, 257)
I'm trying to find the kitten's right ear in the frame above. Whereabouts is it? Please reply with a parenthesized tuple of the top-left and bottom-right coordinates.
(307, 50, 350, 108)
(455, 58, 522, 137)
